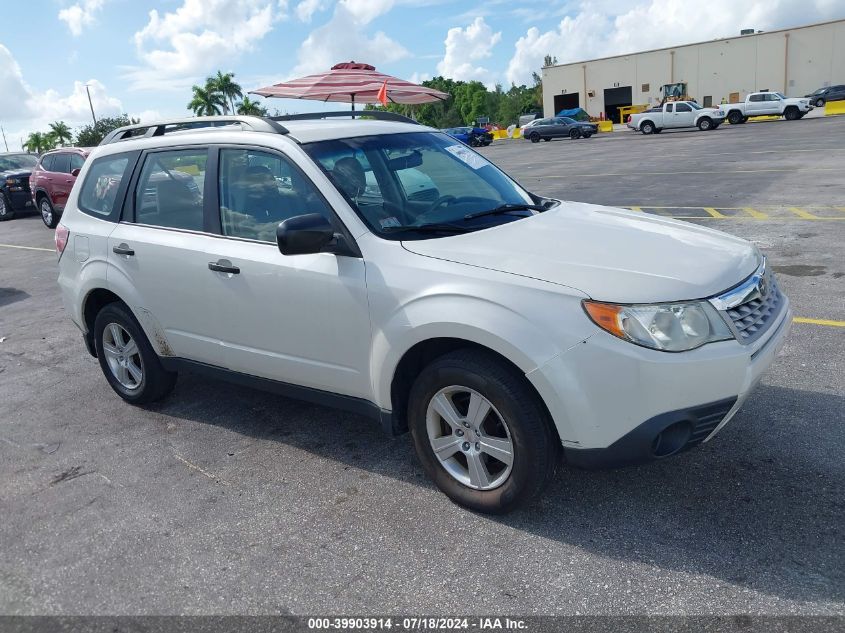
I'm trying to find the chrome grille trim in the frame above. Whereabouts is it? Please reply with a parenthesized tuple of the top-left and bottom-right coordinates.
(709, 258, 784, 345)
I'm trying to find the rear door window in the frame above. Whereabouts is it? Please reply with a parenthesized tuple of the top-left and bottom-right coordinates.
(134, 148, 207, 231)
(78, 152, 139, 220)
(52, 153, 71, 174)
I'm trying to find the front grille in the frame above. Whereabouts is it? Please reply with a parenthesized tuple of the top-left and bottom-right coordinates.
(20, 176, 30, 190)
(725, 269, 783, 345)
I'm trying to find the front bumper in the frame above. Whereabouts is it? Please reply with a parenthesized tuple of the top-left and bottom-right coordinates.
(527, 298, 792, 467)
(7, 189, 33, 210)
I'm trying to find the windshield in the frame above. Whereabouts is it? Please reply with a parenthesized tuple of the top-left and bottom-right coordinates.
(775, 92, 786, 99)
(810, 88, 825, 95)
(0, 154, 37, 171)
(304, 132, 536, 239)
(689, 102, 702, 110)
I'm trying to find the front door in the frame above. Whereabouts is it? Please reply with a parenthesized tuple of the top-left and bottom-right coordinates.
(206, 146, 372, 399)
(107, 146, 221, 365)
(672, 102, 696, 127)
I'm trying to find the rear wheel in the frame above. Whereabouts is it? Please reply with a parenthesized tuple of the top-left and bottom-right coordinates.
(39, 196, 58, 228)
(784, 106, 800, 121)
(569, 128, 581, 139)
(640, 121, 655, 135)
(94, 302, 177, 405)
(408, 349, 558, 514)
(529, 133, 540, 143)
(0, 194, 13, 221)
(697, 117, 713, 131)
(727, 110, 743, 125)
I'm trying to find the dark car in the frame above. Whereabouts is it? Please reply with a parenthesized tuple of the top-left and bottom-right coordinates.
(30, 147, 92, 228)
(522, 117, 598, 143)
(442, 126, 493, 147)
(0, 153, 39, 221)
(805, 85, 845, 108)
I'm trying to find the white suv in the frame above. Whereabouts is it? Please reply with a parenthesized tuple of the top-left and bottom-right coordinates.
(56, 113, 791, 513)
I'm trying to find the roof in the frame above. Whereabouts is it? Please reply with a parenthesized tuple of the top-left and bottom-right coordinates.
(542, 17, 845, 71)
(283, 119, 432, 143)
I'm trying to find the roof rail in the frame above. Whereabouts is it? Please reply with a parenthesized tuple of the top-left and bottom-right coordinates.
(270, 111, 420, 125)
(99, 116, 290, 146)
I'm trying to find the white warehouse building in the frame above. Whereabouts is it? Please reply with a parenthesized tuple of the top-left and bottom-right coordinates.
(541, 19, 845, 124)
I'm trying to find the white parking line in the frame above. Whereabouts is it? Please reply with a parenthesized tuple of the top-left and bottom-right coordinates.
(0, 243, 54, 252)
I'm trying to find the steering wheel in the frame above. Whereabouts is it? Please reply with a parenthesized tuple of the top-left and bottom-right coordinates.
(428, 195, 457, 213)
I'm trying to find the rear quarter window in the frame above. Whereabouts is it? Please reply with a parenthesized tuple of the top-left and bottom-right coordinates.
(78, 151, 139, 221)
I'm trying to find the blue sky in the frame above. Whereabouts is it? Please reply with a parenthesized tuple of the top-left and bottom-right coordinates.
(1, 0, 843, 150)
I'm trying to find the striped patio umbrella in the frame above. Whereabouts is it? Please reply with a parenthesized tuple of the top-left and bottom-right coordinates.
(250, 62, 449, 111)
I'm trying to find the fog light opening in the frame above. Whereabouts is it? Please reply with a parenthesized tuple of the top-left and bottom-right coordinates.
(651, 421, 692, 458)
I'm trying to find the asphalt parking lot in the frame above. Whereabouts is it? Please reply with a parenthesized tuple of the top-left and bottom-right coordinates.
(1, 116, 843, 616)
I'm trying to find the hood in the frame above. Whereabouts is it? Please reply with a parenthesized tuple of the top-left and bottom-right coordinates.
(401, 201, 760, 303)
(0, 169, 31, 180)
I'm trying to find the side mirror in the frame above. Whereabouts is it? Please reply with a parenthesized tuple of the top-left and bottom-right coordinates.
(70, 168, 81, 177)
(277, 214, 336, 256)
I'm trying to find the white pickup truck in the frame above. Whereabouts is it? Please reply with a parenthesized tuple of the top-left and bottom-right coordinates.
(627, 101, 725, 134)
(722, 92, 813, 124)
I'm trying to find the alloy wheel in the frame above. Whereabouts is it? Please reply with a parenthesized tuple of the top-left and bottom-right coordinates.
(0, 196, 7, 217)
(40, 200, 53, 226)
(102, 323, 144, 390)
(425, 386, 514, 490)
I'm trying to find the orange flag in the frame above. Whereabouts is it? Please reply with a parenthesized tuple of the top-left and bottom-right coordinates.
(377, 80, 388, 106)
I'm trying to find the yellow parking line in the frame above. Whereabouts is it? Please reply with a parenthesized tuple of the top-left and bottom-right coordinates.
(0, 243, 53, 252)
(743, 207, 768, 219)
(703, 207, 727, 218)
(788, 207, 820, 220)
(794, 317, 845, 328)
(628, 206, 643, 212)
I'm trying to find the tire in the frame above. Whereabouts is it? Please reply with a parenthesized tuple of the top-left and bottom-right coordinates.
(727, 110, 743, 125)
(407, 349, 558, 514)
(815, 98, 825, 108)
(39, 196, 58, 228)
(640, 121, 655, 135)
(529, 133, 540, 143)
(0, 193, 14, 221)
(569, 128, 581, 139)
(93, 302, 177, 405)
(784, 107, 800, 121)
(697, 117, 713, 131)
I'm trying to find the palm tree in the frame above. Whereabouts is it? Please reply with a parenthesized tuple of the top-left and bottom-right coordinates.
(236, 96, 268, 116)
(49, 121, 72, 146)
(23, 132, 52, 154)
(210, 71, 243, 115)
(187, 84, 226, 116)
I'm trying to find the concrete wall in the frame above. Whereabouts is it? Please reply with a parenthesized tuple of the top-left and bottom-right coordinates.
(542, 19, 845, 119)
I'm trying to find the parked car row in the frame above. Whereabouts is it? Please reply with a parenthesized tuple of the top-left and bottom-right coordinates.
(627, 92, 814, 135)
(0, 147, 92, 226)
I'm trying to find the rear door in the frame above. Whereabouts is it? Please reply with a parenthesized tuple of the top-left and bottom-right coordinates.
(106, 146, 221, 365)
(50, 153, 75, 210)
(663, 103, 677, 127)
(747, 94, 765, 114)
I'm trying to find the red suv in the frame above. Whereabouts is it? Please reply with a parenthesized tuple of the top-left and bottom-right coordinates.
(30, 148, 91, 228)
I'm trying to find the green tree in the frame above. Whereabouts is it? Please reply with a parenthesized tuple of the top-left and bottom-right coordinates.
(236, 96, 268, 116)
(188, 84, 226, 116)
(48, 121, 73, 146)
(23, 132, 52, 154)
(210, 71, 243, 114)
(75, 115, 139, 146)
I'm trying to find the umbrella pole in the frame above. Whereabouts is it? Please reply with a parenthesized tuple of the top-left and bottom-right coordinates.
(351, 93, 356, 117)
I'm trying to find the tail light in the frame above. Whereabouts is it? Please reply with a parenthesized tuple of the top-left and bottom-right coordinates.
(55, 224, 70, 257)
(627, 115, 632, 123)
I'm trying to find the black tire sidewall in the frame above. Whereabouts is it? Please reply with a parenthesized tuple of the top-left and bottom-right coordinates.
(40, 197, 57, 228)
(641, 122, 653, 134)
(93, 303, 174, 404)
(0, 194, 13, 221)
(728, 111, 742, 125)
(408, 352, 556, 514)
(530, 133, 539, 143)
(698, 118, 711, 130)
(816, 98, 824, 108)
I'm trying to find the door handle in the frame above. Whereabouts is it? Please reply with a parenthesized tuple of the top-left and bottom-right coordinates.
(112, 244, 135, 256)
(208, 261, 240, 274)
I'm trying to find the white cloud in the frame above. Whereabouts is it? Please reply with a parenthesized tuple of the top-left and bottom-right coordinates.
(295, 0, 326, 22)
(337, 0, 395, 24)
(125, 0, 288, 91)
(292, 2, 409, 76)
(58, 0, 106, 36)
(436, 17, 502, 86)
(0, 45, 32, 120)
(505, 0, 845, 86)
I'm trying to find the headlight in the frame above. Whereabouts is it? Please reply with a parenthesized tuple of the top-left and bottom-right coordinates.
(5, 178, 20, 186)
(583, 300, 734, 352)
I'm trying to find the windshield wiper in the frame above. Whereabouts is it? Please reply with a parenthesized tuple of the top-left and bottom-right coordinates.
(463, 203, 547, 221)
(382, 223, 472, 234)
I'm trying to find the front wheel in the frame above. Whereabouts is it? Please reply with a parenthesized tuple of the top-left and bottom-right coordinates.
(40, 197, 58, 228)
(569, 128, 581, 139)
(784, 107, 800, 121)
(408, 349, 558, 514)
(94, 302, 177, 405)
(0, 194, 14, 221)
(697, 117, 713, 131)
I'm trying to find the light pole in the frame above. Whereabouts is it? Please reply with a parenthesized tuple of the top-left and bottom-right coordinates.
(0, 125, 8, 151)
(85, 84, 97, 126)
